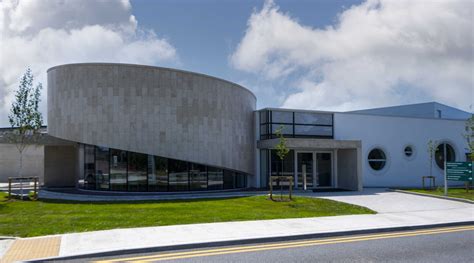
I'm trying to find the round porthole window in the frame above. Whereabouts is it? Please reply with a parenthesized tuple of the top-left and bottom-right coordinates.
(368, 148, 387, 171)
(404, 146, 413, 157)
(435, 143, 456, 169)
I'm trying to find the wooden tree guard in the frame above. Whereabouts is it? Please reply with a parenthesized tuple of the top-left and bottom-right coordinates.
(269, 176, 293, 201)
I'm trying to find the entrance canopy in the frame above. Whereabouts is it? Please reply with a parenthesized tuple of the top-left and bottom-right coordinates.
(258, 138, 362, 191)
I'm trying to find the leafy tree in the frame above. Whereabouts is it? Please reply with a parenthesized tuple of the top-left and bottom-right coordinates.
(275, 126, 290, 176)
(8, 68, 43, 178)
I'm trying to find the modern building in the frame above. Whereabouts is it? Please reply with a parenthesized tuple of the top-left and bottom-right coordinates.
(0, 63, 471, 192)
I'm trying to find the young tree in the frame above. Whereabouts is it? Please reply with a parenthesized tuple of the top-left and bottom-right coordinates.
(464, 114, 474, 161)
(8, 68, 43, 179)
(274, 126, 291, 200)
(275, 126, 290, 177)
(427, 139, 437, 178)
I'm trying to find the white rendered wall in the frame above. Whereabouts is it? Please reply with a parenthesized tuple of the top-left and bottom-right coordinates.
(0, 144, 44, 183)
(334, 113, 468, 188)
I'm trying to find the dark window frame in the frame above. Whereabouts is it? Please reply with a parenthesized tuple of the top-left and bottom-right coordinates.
(259, 110, 334, 140)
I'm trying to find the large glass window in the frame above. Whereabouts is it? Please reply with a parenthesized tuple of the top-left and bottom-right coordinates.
(110, 149, 127, 191)
(404, 146, 413, 157)
(95, 146, 110, 190)
(368, 148, 386, 171)
(84, 145, 95, 190)
(80, 145, 248, 192)
(270, 150, 294, 177)
(435, 143, 456, 169)
(223, 170, 235, 189)
(235, 173, 246, 188)
(271, 124, 293, 135)
(259, 109, 333, 139)
(260, 124, 269, 139)
(260, 149, 269, 188)
(168, 159, 188, 191)
(260, 110, 268, 124)
(207, 167, 223, 190)
(148, 156, 168, 191)
(294, 125, 332, 137)
(189, 163, 207, 191)
(294, 112, 332, 125)
(272, 111, 293, 123)
(128, 152, 148, 191)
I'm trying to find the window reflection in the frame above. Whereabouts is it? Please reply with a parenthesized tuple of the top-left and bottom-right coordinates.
(208, 167, 223, 190)
(148, 156, 168, 191)
(169, 159, 189, 191)
(259, 110, 334, 139)
(81, 145, 247, 192)
(95, 146, 110, 190)
(223, 170, 235, 189)
(128, 152, 148, 191)
(189, 163, 207, 191)
(84, 145, 95, 190)
(110, 149, 127, 191)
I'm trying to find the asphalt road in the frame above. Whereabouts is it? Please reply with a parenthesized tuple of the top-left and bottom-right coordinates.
(59, 226, 474, 263)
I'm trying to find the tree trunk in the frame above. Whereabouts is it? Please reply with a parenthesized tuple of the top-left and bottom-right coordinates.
(18, 149, 23, 178)
(18, 149, 24, 200)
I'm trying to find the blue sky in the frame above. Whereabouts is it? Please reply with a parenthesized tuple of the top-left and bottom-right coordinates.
(0, 0, 472, 126)
(131, 0, 364, 109)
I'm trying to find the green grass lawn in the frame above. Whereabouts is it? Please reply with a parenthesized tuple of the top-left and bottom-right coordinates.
(404, 188, 474, 201)
(0, 192, 374, 237)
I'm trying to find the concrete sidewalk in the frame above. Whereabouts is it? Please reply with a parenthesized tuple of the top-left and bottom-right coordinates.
(2, 189, 473, 262)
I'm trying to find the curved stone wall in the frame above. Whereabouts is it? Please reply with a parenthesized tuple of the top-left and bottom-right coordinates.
(47, 63, 256, 174)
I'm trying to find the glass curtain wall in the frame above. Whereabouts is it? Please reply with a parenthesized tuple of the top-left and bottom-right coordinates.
(84, 145, 95, 190)
(95, 146, 110, 190)
(148, 156, 168, 191)
(208, 167, 223, 190)
(189, 163, 208, 191)
(81, 144, 248, 192)
(223, 170, 235, 189)
(260, 149, 269, 188)
(169, 159, 189, 191)
(128, 152, 148, 191)
(259, 110, 333, 139)
(110, 149, 127, 191)
(270, 150, 294, 177)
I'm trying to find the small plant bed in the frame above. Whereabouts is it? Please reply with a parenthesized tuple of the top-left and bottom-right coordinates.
(401, 188, 474, 201)
(0, 192, 374, 237)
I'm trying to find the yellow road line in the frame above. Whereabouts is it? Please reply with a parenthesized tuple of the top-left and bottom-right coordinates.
(96, 225, 473, 263)
(137, 227, 473, 262)
(103, 226, 472, 262)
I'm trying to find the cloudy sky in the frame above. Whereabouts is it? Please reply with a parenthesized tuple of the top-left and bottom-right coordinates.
(0, 0, 472, 127)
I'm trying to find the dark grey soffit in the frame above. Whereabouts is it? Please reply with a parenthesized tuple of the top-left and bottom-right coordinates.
(0, 132, 76, 146)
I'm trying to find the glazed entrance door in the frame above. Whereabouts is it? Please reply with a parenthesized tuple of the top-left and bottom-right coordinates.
(316, 152, 332, 187)
(297, 152, 315, 189)
(296, 151, 333, 189)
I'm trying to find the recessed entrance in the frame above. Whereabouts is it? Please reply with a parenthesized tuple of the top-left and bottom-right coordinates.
(296, 151, 333, 189)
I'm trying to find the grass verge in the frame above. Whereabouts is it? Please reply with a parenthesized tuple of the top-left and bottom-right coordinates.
(0, 192, 374, 237)
(402, 188, 474, 201)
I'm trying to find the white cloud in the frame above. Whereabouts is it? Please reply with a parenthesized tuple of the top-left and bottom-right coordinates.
(231, 0, 474, 112)
(0, 0, 178, 126)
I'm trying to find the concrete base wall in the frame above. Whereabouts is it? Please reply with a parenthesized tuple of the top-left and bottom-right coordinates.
(0, 144, 44, 183)
(337, 149, 362, 191)
(44, 145, 78, 187)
